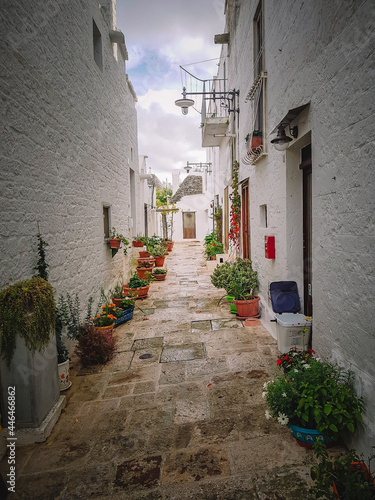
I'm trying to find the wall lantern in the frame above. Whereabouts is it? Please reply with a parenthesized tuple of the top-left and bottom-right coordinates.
(271, 124, 298, 151)
(184, 162, 212, 174)
(175, 86, 239, 115)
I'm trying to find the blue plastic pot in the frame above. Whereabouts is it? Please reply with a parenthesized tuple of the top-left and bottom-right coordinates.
(114, 306, 134, 327)
(289, 424, 334, 449)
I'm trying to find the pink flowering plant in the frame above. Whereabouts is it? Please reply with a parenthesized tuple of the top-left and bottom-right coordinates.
(264, 358, 364, 440)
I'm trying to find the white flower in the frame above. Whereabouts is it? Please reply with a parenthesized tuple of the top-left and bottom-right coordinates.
(277, 413, 289, 426)
(262, 391, 267, 398)
(265, 410, 271, 420)
(263, 381, 271, 389)
(282, 392, 287, 397)
(292, 352, 298, 357)
(303, 364, 311, 369)
(294, 369, 299, 373)
(316, 357, 321, 362)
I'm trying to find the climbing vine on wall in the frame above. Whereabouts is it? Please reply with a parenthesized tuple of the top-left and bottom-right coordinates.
(229, 161, 241, 250)
(214, 203, 223, 243)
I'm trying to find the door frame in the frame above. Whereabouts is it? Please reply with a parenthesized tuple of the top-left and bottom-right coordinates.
(182, 211, 196, 239)
(300, 145, 312, 316)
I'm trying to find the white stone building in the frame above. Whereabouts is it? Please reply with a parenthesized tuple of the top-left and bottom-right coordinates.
(201, 0, 374, 456)
(0, 0, 140, 305)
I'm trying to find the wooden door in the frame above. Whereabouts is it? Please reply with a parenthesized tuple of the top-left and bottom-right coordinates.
(241, 180, 250, 259)
(300, 144, 312, 316)
(183, 212, 196, 239)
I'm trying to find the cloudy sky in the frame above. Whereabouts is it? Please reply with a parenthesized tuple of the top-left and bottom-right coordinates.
(116, 0, 226, 185)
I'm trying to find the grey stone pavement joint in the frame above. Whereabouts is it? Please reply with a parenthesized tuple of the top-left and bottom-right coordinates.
(0, 242, 341, 499)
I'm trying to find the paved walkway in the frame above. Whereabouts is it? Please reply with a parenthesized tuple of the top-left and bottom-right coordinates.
(2, 242, 318, 499)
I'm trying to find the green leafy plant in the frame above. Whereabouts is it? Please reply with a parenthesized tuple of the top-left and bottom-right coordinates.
(310, 444, 375, 499)
(120, 298, 135, 309)
(54, 293, 81, 363)
(34, 231, 49, 281)
(0, 277, 55, 367)
(75, 324, 117, 367)
(204, 232, 224, 260)
(225, 260, 258, 300)
(128, 273, 149, 289)
(213, 204, 223, 243)
(112, 285, 124, 300)
(150, 244, 167, 258)
(264, 359, 364, 440)
(109, 227, 130, 255)
(153, 268, 167, 275)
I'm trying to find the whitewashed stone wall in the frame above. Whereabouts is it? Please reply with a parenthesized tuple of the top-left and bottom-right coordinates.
(0, 0, 139, 309)
(214, 0, 375, 456)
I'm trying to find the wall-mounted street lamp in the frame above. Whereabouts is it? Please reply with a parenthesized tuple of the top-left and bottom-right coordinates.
(271, 124, 298, 151)
(184, 162, 212, 174)
(175, 86, 239, 115)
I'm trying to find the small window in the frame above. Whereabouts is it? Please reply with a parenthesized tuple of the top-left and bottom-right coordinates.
(260, 204, 268, 228)
(103, 206, 110, 238)
(93, 20, 102, 70)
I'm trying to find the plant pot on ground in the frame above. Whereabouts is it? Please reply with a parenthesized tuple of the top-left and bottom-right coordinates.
(150, 244, 167, 267)
(111, 284, 125, 307)
(310, 445, 375, 499)
(123, 273, 150, 298)
(223, 259, 259, 317)
(264, 353, 364, 448)
(75, 324, 117, 367)
(153, 268, 167, 281)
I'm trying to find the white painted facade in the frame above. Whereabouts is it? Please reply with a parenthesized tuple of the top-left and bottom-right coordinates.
(0, 0, 140, 304)
(206, 0, 375, 456)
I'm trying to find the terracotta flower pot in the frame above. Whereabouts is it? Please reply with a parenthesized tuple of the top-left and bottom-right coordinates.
(132, 241, 144, 247)
(167, 241, 174, 251)
(109, 238, 121, 249)
(154, 274, 166, 281)
(233, 296, 260, 317)
(139, 251, 150, 258)
(251, 136, 262, 151)
(136, 267, 152, 280)
(137, 258, 155, 267)
(154, 256, 165, 267)
(112, 297, 123, 307)
(94, 323, 115, 332)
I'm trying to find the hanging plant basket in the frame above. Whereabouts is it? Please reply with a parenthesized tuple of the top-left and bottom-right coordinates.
(109, 238, 121, 249)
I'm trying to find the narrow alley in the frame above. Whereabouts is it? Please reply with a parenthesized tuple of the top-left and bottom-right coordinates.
(3, 242, 319, 499)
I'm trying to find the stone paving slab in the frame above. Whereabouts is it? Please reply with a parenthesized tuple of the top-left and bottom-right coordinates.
(0, 242, 337, 499)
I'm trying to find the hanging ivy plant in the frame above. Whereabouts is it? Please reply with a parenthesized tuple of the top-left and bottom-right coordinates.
(229, 160, 241, 250)
(0, 277, 55, 367)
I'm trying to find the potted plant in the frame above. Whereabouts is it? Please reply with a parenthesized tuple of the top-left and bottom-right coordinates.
(115, 298, 136, 326)
(225, 259, 259, 317)
(132, 235, 146, 247)
(136, 260, 154, 280)
(109, 227, 130, 254)
(89, 303, 121, 332)
(153, 268, 167, 281)
(310, 445, 375, 499)
(264, 355, 364, 448)
(211, 261, 237, 313)
(54, 293, 81, 391)
(111, 285, 125, 307)
(250, 129, 263, 151)
(150, 244, 167, 267)
(0, 277, 59, 428)
(75, 324, 117, 367)
(123, 273, 150, 298)
(204, 232, 224, 260)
